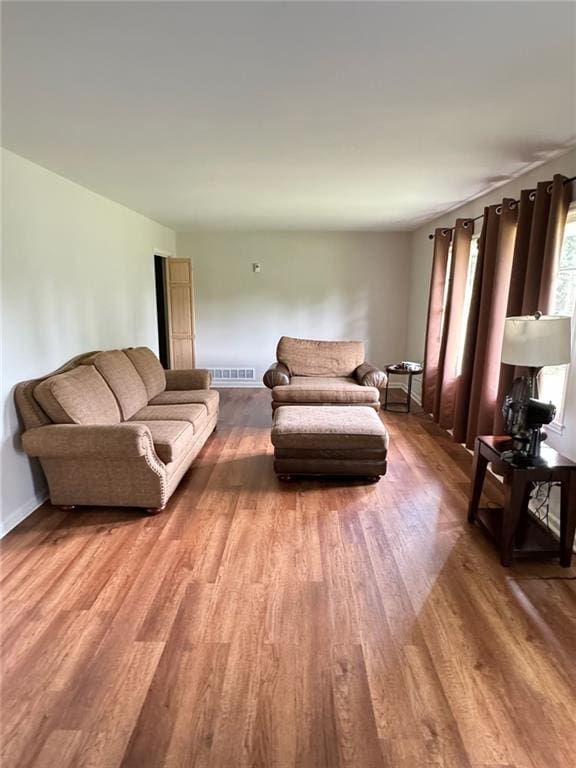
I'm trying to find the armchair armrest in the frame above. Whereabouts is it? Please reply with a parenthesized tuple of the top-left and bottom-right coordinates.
(22, 423, 154, 460)
(263, 362, 291, 389)
(355, 363, 387, 389)
(165, 369, 212, 391)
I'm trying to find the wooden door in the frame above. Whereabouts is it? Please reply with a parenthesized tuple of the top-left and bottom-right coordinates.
(165, 258, 196, 369)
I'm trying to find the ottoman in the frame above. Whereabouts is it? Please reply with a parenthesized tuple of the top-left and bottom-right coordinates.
(271, 405, 388, 480)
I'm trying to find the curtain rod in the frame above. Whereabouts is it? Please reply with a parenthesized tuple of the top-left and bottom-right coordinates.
(427, 174, 576, 240)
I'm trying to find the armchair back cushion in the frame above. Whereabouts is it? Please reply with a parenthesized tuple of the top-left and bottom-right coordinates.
(277, 336, 365, 377)
(92, 350, 149, 420)
(124, 347, 166, 399)
(34, 366, 121, 425)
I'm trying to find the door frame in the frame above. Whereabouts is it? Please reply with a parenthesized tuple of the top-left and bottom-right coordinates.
(154, 253, 196, 370)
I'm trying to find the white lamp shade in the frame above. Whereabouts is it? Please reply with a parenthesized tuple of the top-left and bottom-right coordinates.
(501, 315, 572, 367)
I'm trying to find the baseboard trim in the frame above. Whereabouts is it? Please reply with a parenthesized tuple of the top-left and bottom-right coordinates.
(1, 491, 48, 538)
(395, 381, 422, 405)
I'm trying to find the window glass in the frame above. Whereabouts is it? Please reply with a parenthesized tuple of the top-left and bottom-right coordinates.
(455, 235, 479, 375)
(539, 204, 576, 421)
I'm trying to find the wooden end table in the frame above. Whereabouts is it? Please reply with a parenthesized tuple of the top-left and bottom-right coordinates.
(383, 364, 423, 413)
(468, 436, 576, 567)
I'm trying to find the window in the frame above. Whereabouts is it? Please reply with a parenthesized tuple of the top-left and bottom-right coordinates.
(455, 235, 479, 375)
(539, 203, 576, 425)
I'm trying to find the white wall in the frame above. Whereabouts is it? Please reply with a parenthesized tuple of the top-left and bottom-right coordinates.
(406, 148, 576, 461)
(177, 230, 412, 384)
(1, 149, 175, 535)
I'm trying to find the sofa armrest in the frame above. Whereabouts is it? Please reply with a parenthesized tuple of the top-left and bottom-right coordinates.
(263, 362, 291, 389)
(355, 363, 387, 389)
(22, 423, 155, 459)
(165, 369, 212, 391)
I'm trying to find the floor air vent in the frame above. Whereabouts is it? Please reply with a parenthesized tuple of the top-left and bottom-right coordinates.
(208, 367, 256, 383)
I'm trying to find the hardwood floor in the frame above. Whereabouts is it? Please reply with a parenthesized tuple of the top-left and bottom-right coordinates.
(1, 388, 575, 768)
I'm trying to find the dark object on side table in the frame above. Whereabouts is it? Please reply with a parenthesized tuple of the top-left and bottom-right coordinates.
(468, 435, 576, 567)
(384, 363, 423, 413)
(502, 383, 557, 467)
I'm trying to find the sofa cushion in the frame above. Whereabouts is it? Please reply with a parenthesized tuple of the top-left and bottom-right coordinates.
(34, 366, 121, 425)
(272, 376, 379, 405)
(130, 404, 207, 432)
(149, 388, 219, 417)
(129, 420, 195, 463)
(124, 347, 166, 399)
(271, 405, 388, 451)
(277, 336, 365, 377)
(93, 350, 148, 420)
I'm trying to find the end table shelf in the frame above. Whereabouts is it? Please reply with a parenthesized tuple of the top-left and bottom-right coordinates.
(468, 435, 576, 567)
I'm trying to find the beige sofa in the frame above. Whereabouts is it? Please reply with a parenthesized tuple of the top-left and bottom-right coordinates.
(263, 336, 387, 411)
(15, 347, 218, 513)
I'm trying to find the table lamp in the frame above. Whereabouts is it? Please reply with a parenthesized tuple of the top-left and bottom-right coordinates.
(501, 312, 572, 464)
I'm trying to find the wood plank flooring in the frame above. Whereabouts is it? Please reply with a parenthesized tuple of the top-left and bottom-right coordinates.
(1, 388, 575, 767)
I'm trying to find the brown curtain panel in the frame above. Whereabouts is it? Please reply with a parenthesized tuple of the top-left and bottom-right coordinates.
(539, 173, 573, 311)
(435, 218, 474, 428)
(422, 228, 452, 414)
(493, 174, 572, 432)
(452, 210, 488, 443)
(453, 200, 517, 447)
(425, 173, 571, 445)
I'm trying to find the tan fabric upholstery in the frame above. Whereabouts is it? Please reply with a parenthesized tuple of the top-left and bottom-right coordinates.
(93, 350, 149, 420)
(165, 369, 212, 390)
(263, 362, 290, 389)
(271, 405, 388, 478)
(165, 410, 219, 495)
(40, 455, 166, 509)
(277, 336, 365, 377)
(124, 347, 166, 399)
(274, 447, 388, 460)
(272, 376, 379, 405)
(16, 348, 219, 510)
(15, 380, 53, 430)
(130, 403, 207, 432)
(272, 406, 388, 451)
(23, 423, 153, 458)
(149, 388, 219, 417)
(15, 351, 100, 430)
(265, 337, 385, 410)
(34, 366, 121, 425)
(129, 420, 195, 463)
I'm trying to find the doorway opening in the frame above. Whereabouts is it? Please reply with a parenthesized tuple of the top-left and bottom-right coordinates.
(154, 255, 196, 370)
(154, 255, 169, 369)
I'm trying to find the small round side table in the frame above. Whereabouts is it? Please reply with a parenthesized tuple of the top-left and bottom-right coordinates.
(384, 364, 423, 413)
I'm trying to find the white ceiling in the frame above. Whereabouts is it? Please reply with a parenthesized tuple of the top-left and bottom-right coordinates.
(2, 1, 575, 231)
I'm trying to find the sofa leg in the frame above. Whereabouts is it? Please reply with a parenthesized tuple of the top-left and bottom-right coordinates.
(366, 476, 380, 484)
(145, 506, 165, 516)
(278, 474, 293, 482)
(58, 504, 76, 511)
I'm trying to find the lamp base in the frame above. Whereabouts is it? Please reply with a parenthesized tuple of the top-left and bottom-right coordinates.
(501, 426, 549, 468)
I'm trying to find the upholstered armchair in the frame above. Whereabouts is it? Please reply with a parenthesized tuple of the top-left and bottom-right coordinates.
(263, 336, 387, 411)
